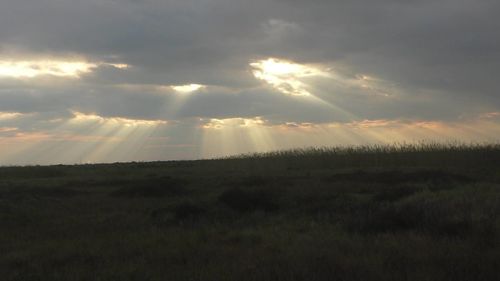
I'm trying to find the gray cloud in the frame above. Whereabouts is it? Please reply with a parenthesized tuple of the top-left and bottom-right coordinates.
(1, 0, 499, 163)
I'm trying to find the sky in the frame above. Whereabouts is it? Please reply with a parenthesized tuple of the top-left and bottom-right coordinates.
(1, 0, 500, 165)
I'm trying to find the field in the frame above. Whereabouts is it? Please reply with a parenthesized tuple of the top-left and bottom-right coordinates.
(1, 144, 500, 281)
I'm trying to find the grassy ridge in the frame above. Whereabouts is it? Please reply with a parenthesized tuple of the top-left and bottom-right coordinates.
(1, 144, 500, 280)
(223, 143, 500, 169)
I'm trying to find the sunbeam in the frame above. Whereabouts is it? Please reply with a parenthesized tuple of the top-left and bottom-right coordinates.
(0, 112, 167, 165)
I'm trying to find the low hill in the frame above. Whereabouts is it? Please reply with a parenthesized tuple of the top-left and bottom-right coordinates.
(1, 144, 500, 281)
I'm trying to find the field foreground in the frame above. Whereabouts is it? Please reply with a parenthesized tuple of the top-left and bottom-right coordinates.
(1, 144, 500, 280)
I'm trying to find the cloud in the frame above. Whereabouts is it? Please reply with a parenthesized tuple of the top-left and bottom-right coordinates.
(250, 58, 328, 96)
(0, 0, 499, 163)
(0, 60, 96, 78)
(171, 84, 205, 93)
(0, 111, 26, 120)
(70, 111, 168, 127)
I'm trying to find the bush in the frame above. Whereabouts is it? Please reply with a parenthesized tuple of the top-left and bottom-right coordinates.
(324, 170, 474, 184)
(172, 202, 206, 221)
(350, 192, 480, 237)
(2, 187, 80, 199)
(372, 185, 422, 202)
(237, 176, 268, 186)
(0, 166, 67, 179)
(150, 202, 206, 224)
(110, 176, 187, 198)
(218, 187, 280, 213)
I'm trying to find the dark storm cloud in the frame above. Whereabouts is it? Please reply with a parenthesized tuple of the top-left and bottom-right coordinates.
(1, 0, 499, 124)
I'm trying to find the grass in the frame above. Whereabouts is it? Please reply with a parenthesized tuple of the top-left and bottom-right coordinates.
(1, 143, 500, 280)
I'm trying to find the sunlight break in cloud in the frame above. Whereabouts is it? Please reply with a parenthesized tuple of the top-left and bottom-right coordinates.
(71, 111, 168, 127)
(106, 63, 130, 69)
(250, 58, 327, 96)
(0, 127, 17, 133)
(0, 112, 26, 120)
(478, 112, 500, 120)
(202, 117, 266, 129)
(0, 60, 97, 78)
(172, 84, 205, 93)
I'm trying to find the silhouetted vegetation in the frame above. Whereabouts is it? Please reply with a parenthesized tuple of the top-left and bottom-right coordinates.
(218, 187, 280, 212)
(323, 169, 475, 184)
(109, 176, 187, 198)
(1, 143, 500, 280)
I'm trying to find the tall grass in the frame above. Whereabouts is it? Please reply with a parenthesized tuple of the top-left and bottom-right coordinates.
(214, 142, 500, 170)
(1, 142, 500, 280)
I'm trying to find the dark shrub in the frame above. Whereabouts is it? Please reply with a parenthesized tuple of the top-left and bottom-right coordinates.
(222, 175, 269, 187)
(0, 166, 67, 179)
(350, 195, 474, 237)
(110, 176, 187, 198)
(218, 187, 280, 212)
(150, 202, 206, 224)
(30, 187, 80, 198)
(172, 202, 206, 221)
(358, 202, 439, 233)
(324, 170, 474, 184)
(238, 176, 268, 186)
(3, 187, 80, 199)
(372, 185, 422, 202)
